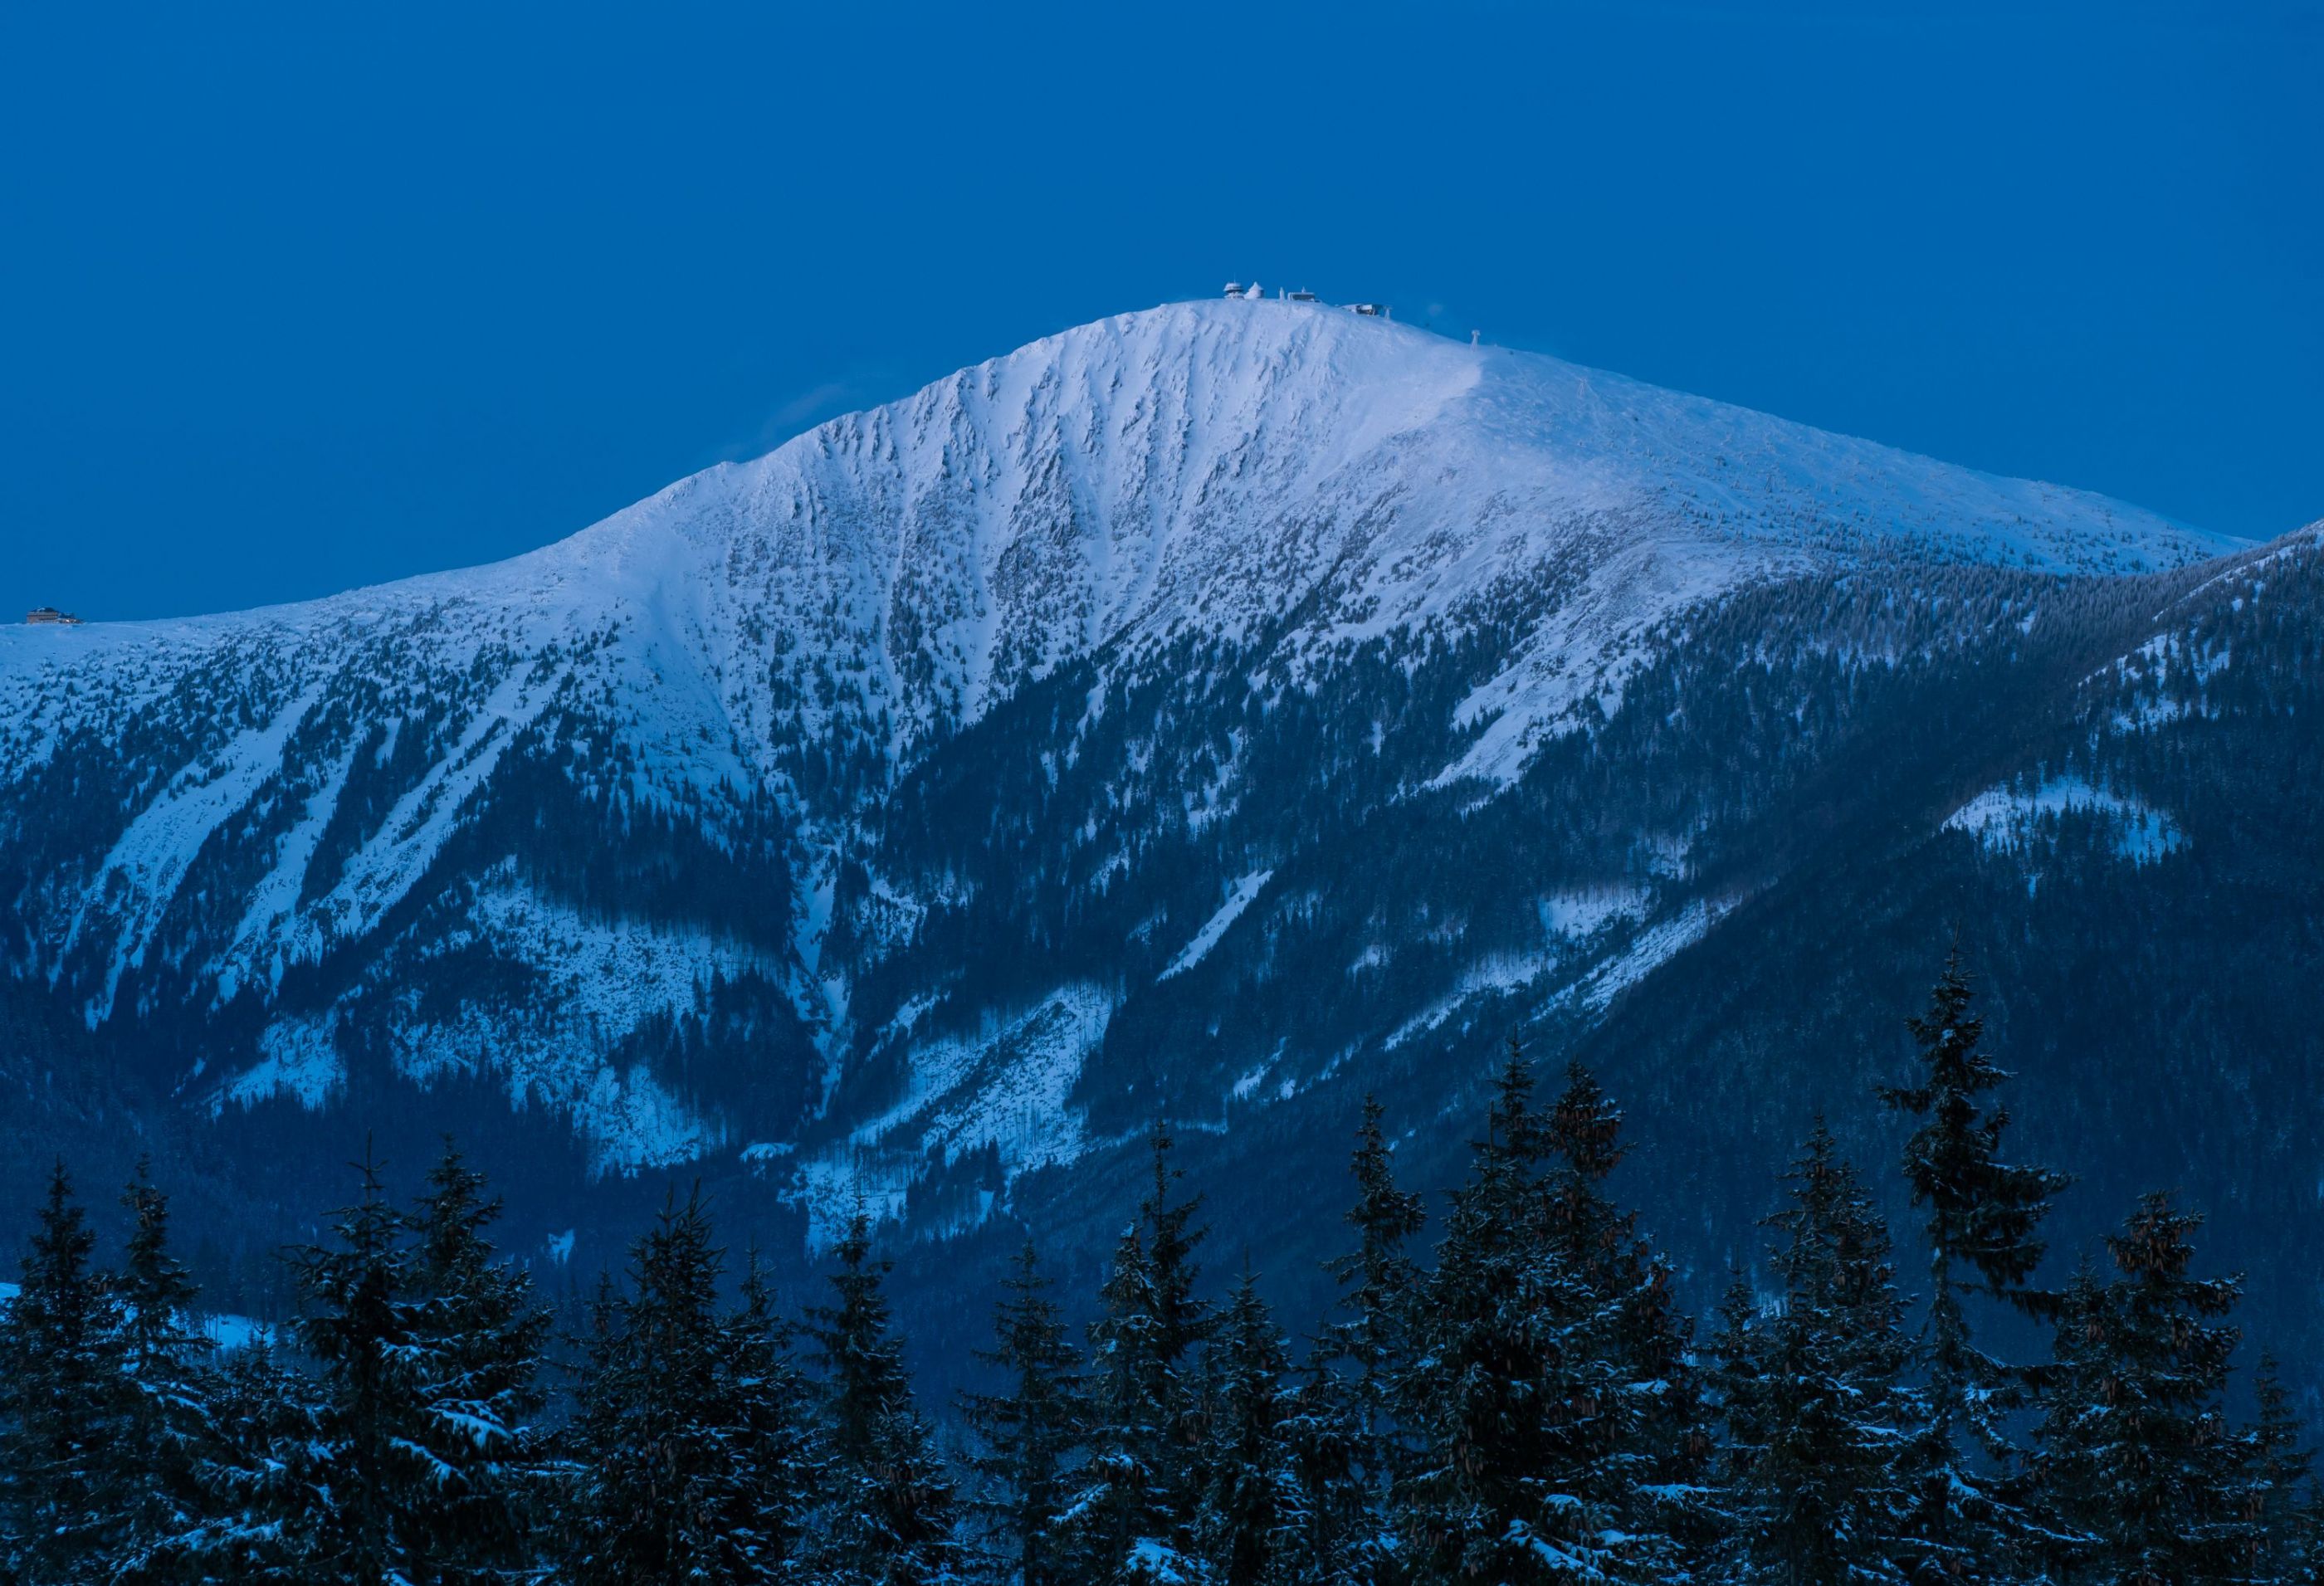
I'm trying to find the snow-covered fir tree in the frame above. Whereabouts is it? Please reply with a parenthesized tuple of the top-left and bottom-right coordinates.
(1063, 1124, 1217, 1584)
(1194, 1271, 1306, 1586)
(1272, 1364, 1365, 1586)
(1538, 1061, 1722, 1573)
(809, 1208, 959, 1586)
(729, 1244, 828, 1579)
(1716, 1123, 1918, 1584)
(0, 1164, 132, 1585)
(107, 1159, 218, 1584)
(562, 1186, 824, 1585)
(1286, 1095, 1428, 1584)
(403, 1141, 554, 1581)
(959, 1240, 1087, 1586)
(280, 1146, 447, 1583)
(2029, 1194, 2253, 1584)
(171, 1333, 324, 1584)
(1066, 1220, 1174, 1584)
(2238, 1354, 2318, 1585)
(1326, 1095, 1424, 1475)
(1393, 1047, 1652, 1584)
(1877, 949, 2071, 1582)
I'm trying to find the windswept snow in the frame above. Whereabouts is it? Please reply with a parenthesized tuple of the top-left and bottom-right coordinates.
(62, 681, 329, 1025)
(213, 878, 765, 1172)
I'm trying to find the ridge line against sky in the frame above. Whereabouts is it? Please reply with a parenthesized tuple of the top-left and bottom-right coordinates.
(2, 0, 2317, 622)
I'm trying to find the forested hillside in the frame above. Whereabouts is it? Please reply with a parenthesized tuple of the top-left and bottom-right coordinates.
(3, 958, 2312, 1582)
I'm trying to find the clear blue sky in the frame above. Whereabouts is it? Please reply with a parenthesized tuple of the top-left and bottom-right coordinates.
(3, 2, 2317, 621)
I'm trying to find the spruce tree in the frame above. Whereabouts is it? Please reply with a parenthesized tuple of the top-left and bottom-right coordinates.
(1195, 1271, 1304, 1586)
(1143, 1124, 1217, 1461)
(174, 1334, 325, 1584)
(404, 1140, 553, 1582)
(1292, 1096, 1427, 1582)
(561, 1187, 819, 1585)
(1067, 1221, 1169, 1582)
(1878, 949, 2070, 1581)
(1324, 1096, 1423, 1481)
(1880, 949, 2071, 1305)
(1067, 1124, 1217, 1582)
(960, 1240, 1086, 1586)
(1705, 1265, 1770, 1574)
(1392, 1044, 1635, 1584)
(2029, 1193, 2249, 1584)
(1721, 1123, 1916, 1584)
(726, 1244, 826, 1579)
(2236, 1355, 2316, 1584)
(808, 1209, 958, 1586)
(1273, 1365, 1364, 1586)
(110, 1158, 218, 1584)
(1540, 1061, 1721, 1571)
(0, 1162, 130, 1585)
(283, 1144, 437, 1583)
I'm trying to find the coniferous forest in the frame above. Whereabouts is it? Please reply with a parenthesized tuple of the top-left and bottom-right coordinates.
(2, 953, 2312, 1585)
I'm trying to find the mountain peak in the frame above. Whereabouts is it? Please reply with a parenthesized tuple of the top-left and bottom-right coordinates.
(530, 293, 2235, 638)
(0, 296, 2265, 1174)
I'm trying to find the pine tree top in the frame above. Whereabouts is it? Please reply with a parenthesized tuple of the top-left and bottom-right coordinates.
(1329, 1094, 1425, 1311)
(1881, 947, 2070, 1305)
(811, 1207, 917, 1466)
(1766, 1121, 1907, 1343)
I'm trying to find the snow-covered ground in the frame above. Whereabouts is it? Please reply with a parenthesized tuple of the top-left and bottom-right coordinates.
(0, 1281, 270, 1352)
(1160, 870, 1273, 979)
(793, 983, 1115, 1247)
(1946, 775, 2184, 865)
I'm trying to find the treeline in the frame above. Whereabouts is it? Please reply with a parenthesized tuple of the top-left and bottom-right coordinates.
(1, 954, 2317, 1584)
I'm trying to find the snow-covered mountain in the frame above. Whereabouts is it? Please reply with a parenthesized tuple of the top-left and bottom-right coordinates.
(0, 299, 2287, 1268)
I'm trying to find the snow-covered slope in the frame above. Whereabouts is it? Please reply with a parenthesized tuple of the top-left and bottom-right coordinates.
(0, 299, 2249, 1213)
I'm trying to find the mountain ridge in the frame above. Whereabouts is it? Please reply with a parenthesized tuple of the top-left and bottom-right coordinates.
(2, 299, 2242, 652)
